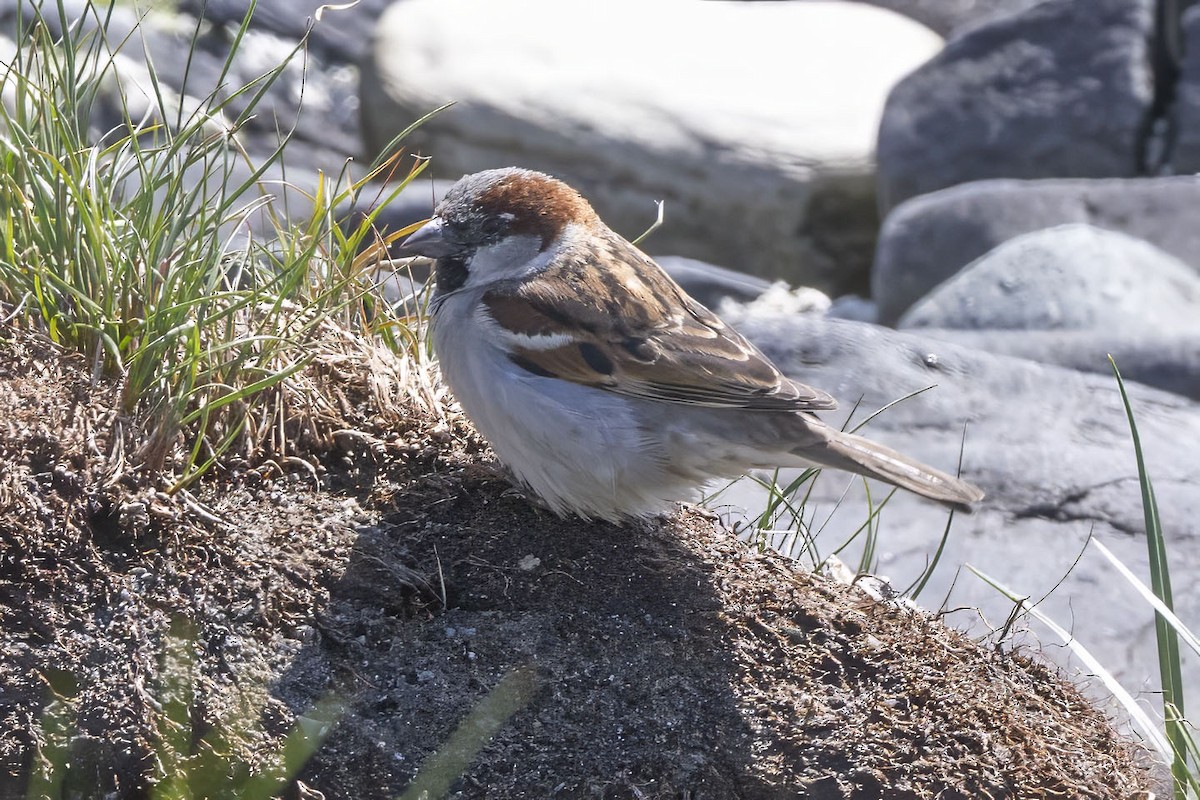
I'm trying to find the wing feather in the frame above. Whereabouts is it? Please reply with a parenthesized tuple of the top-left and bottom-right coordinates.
(480, 233, 836, 412)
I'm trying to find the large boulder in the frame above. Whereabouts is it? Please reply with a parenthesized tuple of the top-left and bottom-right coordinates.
(360, 0, 942, 295)
(176, 0, 395, 63)
(897, 224, 1200, 332)
(847, 0, 1045, 35)
(892, 224, 1200, 397)
(872, 176, 1200, 325)
(654, 256, 775, 310)
(1168, 4, 1200, 172)
(0, 0, 365, 171)
(875, 0, 1156, 212)
(911, 328, 1200, 400)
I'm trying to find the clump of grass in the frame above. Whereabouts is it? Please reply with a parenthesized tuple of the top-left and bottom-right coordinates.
(0, 0, 431, 491)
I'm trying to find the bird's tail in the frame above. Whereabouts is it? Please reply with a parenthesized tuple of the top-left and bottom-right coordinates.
(796, 425, 984, 511)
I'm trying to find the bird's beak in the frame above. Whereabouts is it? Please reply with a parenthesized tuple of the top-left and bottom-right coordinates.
(397, 216, 455, 259)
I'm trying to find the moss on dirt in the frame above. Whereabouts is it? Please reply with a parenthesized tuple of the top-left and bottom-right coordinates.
(0, 324, 1157, 798)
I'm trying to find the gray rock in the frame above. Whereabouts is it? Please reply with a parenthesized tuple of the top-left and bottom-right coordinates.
(728, 312, 1200, 544)
(827, 294, 880, 323)
(872, 176, 1200, 325)
(654, 257, 773, 309)
(0, 16, 234, 150)
(895, 222, 1200, 399)
(0, 0, 140, 41)
(843, 0, 1045, 36)
(5, 0, 362, 169)
(1169, 4, 1200, 173)
(140, 25, 360, 165)
(915, 328, 1200, 400)
(176, 0, 394, 63)
(719, 312, 1200, 709)
(360, 0, 941, 295)
(876, 0, 1156, 212)
(898, 225, 1200, 332)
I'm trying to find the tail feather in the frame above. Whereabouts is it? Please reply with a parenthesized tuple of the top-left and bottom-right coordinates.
(799, 426, 984, 511)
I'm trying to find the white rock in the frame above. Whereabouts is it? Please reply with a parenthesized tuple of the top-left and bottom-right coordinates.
(361, 0, 942, 293)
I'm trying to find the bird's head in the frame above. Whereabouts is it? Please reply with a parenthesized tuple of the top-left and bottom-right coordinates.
(398, 167, 600, 294)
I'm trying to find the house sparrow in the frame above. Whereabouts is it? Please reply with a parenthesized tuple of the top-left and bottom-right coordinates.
(400, 168, 984, 522)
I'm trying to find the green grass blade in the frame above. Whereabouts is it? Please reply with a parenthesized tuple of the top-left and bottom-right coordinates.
(398, 666, 541, 800)
(1092, 540, 1200, 658)
(234, 694, 346, 800)
(905, 508, 954, 600)
(25, 672, 77, 800)
(1110, 356, 1189, 795)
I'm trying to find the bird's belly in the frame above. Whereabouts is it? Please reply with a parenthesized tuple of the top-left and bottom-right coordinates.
(432, 309, 686, 520)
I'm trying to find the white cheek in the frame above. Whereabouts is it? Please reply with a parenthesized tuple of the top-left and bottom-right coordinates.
(463, 234, 553, 288)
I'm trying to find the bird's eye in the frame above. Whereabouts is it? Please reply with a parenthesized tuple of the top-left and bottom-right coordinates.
(480, 217, 506, 237)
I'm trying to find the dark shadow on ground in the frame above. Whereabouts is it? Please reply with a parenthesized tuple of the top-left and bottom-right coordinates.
(273, 472, 774, 798)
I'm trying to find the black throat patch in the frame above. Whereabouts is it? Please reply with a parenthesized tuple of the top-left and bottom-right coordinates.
(435, 256, 469, 294)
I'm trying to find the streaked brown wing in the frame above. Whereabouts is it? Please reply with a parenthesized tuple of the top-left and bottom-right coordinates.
(480, 232, 836, 412)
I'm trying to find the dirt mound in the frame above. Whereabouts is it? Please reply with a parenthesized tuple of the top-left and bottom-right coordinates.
(0, 325, 1156, 798)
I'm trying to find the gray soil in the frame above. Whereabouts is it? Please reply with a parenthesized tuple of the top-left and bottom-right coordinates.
(0, 324, 1158, 798)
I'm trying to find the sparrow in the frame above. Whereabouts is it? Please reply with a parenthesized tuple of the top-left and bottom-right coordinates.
(399, 168, 984, 523)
